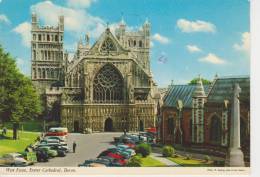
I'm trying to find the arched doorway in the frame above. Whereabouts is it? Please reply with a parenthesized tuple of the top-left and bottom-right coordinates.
(139, 120, 144, 131)
(74, 120, 79, 132)
(210, 115, 222, 145)
(104, 118, 113, 132)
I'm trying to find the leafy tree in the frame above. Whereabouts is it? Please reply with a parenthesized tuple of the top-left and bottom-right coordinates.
(135, 143, 151, 157)
(162, 145, 175, 157)
(0, 46, 42, 139)
(188, 77, 211, 85)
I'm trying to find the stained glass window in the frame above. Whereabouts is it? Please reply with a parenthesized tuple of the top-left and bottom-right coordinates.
(93, 64, 123, 102)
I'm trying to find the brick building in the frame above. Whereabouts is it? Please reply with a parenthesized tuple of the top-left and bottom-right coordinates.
(160, 76, 250, 154)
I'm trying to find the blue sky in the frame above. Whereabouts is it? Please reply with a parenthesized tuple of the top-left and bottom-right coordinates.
(0, 0, 250, 87)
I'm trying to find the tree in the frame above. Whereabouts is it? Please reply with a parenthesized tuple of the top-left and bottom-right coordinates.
(188, 77, 211, 85)
(0, 46, 42, 139)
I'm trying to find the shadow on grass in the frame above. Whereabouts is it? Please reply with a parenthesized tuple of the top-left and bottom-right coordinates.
(0, 134, 13, 140)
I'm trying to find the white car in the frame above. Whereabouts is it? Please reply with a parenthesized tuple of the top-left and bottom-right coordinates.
(0, 153, 29, 166)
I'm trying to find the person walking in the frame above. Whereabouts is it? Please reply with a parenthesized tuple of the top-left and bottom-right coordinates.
(73, 141, 77, 153)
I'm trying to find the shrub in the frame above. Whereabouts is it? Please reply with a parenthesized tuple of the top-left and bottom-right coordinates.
(204, 155, 211, 162)
(127, 154, 142, 167)
(135, 143, 151, 157)
(185, 154, 192, 160)
(162, 145, 175, 157)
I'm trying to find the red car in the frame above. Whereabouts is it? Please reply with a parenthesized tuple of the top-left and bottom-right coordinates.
(107, 153, 127, 166)
(124, 143, 135, 149)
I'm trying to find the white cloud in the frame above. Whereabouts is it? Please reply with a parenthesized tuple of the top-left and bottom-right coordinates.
(0, 14, 10, 24)
(177, 19, 216, 33)
(16, 58, 30, 75)
(186, 45, 202, 53)
(152, 33, 170, 44)
(199, 53, 226, 64)
(31, 1, 105, 38)
(233, 32, 250, 55)
(150, 41, 154, 48)
(67, 0, 96, 9)
(13, 22, 31, 47)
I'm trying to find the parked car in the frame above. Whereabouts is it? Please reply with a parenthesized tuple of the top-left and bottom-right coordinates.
(44, 136, 66, 143)
(0, 153, 31, 166)
(37, 141, 69, 153)
(35, 146, 58, 157)
(45, 127, 68, 140)
(78, 158, 110, 167)
(49, 145, 66, 157)
(35, 149, 49, 162)
(98, 148, 131, 159)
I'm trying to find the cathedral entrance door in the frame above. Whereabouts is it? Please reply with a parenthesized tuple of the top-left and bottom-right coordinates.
(104, 118, 113, 132)
(74, 120, 79, 132)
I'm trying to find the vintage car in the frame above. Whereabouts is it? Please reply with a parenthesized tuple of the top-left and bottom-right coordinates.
(0, 153, 31, 166)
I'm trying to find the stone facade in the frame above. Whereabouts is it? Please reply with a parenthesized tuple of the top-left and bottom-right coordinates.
(31, 15, 157, 132)
(31, 14, 66, 93)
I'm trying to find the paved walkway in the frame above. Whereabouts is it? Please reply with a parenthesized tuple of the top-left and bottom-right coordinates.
(35, 132, 122, 167)
(151, 153, 180, 167)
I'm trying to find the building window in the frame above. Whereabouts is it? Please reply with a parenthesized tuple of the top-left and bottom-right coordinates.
(38, 34, 41, 41)
(167, 117, 174, 135)
(55, 35, 58, 41)
(61, 35, 63, 41)
(133, 40, 136, 46)
(33, 50, 36, 60)
(47, 34, 50, 41)
(33, 34, 36, 41)
(93, 64, 123, 102)
(139, 40, 143, 47)
(210, 116, 222, 144)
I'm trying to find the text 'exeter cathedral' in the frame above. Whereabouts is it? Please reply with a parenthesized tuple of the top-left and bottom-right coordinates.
(30, 14, 159, 133)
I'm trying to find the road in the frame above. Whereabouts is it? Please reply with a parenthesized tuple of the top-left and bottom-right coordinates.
(35, 132, 122, 167)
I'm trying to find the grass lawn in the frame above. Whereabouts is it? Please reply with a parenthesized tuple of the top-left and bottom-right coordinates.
(167, 156, 213, 167)
(0, 129, 40, 156)
(2, 120, 43, 132)
(140, 156, 166, 167)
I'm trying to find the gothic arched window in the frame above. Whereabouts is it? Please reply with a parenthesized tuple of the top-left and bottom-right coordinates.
(93, 64, 123, 102)
(210, 115, 222, 144)
(100, 38, 117, 52)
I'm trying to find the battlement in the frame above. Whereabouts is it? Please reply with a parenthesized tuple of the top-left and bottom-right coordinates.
(45, 87, 63, 94)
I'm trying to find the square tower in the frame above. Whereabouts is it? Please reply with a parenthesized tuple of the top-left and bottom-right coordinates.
(31, 14, 65, 92)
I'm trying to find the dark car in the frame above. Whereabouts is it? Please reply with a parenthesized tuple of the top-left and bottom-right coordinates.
(35, 150, 49, 162)
(78, 158, 111, 167)
(49, 145, 66, 157)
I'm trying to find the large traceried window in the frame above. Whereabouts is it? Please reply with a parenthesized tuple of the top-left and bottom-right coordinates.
(93, 64, 123, 102)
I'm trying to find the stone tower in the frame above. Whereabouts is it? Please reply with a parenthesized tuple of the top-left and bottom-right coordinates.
(31, 14, 65, 93)
(115, 18, 151, 72)
(192, 76, 206, 143)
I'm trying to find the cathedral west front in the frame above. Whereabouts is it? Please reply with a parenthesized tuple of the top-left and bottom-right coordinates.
(31, 14, 158, 133)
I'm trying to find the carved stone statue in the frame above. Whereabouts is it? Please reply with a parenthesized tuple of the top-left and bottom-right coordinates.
(225, 83, 245, 167)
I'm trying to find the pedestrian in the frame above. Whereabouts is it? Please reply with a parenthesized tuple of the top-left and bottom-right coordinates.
(73, 141, 77, 153)
(2, 127, 7, 136)
(123, 128, 126, 136)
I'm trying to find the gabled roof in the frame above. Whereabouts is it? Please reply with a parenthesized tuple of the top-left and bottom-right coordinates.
(207, 76, 250, 103)
(163, 85, 210, 108)
(88, 28, 128, 55)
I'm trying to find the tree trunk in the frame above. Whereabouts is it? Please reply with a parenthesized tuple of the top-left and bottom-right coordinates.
(13, 123, 19, 140)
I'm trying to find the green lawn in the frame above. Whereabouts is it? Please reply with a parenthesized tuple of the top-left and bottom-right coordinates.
(167, 156, 213, 167)
(141, 156, 166, 167)
(2, 120, 43, 132)
(0, 129, 40, 156)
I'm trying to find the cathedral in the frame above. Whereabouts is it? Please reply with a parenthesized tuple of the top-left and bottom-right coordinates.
(31, 14, 158, 133)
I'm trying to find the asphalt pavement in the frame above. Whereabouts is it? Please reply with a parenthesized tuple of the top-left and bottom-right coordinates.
(34, 132, 122, 167)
